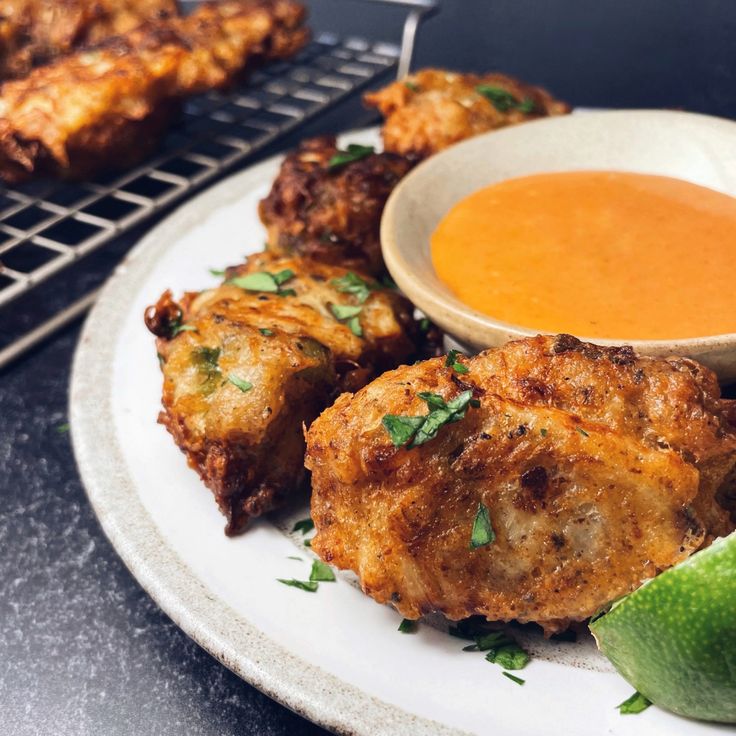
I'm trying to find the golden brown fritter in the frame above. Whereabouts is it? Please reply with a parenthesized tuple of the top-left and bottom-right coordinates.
(364, 68, 571, 158)
(0, 0, 178, 81)
(305, 335, 736, 633)
(0, 0, 308, 182)
(145, 252, 430, 535)
(259, 135, 414, 276)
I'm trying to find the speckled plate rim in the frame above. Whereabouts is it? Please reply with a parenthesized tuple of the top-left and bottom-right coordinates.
(69, 130, 464, 736)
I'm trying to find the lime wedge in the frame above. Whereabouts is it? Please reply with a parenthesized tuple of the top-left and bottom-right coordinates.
(590, 532, 736, 722)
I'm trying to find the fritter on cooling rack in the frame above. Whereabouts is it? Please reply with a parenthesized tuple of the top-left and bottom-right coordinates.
(145, 252, 435, 535)
(306, 334, 736, 634)
(0, 0, 178, 80)
(259, 136, 414, 276)
(364, 68, 571, 158)
(0, 0, 308, 183)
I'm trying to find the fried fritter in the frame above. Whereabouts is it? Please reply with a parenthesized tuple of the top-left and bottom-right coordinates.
(0, 0, 178, 80)
(145, 253, 428, 534)
(305, 334, 736, 633)
(259, 135, 414, 276)
(364, 68, 571, 158)
(0, 0, 308, 182)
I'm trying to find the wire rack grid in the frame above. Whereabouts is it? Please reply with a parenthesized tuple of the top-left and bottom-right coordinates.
(0, 0, 439, 368)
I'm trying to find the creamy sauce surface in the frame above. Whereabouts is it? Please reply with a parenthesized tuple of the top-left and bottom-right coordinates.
(431, 171, 736, 339)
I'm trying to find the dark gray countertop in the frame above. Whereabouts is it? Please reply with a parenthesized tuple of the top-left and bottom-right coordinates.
(2, 2, 735, 734)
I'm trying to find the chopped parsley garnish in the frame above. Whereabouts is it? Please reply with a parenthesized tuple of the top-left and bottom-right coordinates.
(617, 691, 651, 715)
(56, 422, 70, 434)
(418, 317, 430, 333)
(470, 502, 495, 549)
(517, 98, 536, 114)
(404, 81, 420, 92)
(277, 578, 319, 593)
(292, 518, 315, 534)
(191, 346, 221, 394)
(577, 427, 590, 437)
(383, 390, 480, 449)
(209, 268, 226, 277)
(475, 85, 537, 114)
(486, 643, 529, 670)
(328, 143, 375, 170)
(502, 672, 525, 686)
(309, 559, 336, 582)
(259, 328, 274, 336)
(330, 303, 363, 337)
(445, 349, 469, 374)
(304, 538, 312, 547)
(228, 269, 296, 296)
(331, 272, 376, 303)
(398, 618, 418, 633)
(540, 427, 548, 437)
(171, 322, 197, 337)
(227, 374, 253, 393)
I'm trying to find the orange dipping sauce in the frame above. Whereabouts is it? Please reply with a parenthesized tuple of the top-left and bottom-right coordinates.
(431, 171, 736, 340)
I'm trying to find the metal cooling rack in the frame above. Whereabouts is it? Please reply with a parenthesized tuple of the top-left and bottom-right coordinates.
(0, 0, 439, 368)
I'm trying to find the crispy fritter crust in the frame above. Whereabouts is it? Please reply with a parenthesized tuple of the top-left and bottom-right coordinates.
(364, 68, 571, 158)
(259, 135, 414, 275)
(0, 0, 178, 80)
(145, 252, 429, 535)
(0, 0, 308, 182)
(305, 335, 736, 633)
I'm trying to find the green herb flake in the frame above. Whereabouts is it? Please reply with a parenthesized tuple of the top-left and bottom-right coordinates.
(292, 518, 315, 535)
(277, 578, 319, 593)
(209, 268, 226, 277)
(476, 84, 523, 112)
(309, 559, 336, 582)
(540, 427, 548, 437)
(474, 631, 512, 651)
(445, 349, 469, 374)
(404, 81, 420, 92)
(171, 322, 197, 337)
(502, 672, 525, 686)
(56, 422, 70, 434)
(470, 502, 495, 549)
(328, 143, 375, 170)
(577, 427, 590, 437)
(191, 346, 221, 394)
(331, 272, 376, 303)
(419, 317, 430, 333)
(382, 415, 425, 447)
(380, 274, 398, 290)
(398, 618, 418, 634)
(227, 374, 253, 393)
(517, 97, 536, 114)
(287, 556, 302, 561)
(617, 691, 651, 715)
(304, 538, 312, 547)
(259, 328, 274, 336)
(486, 643, 530, 670)
(228, 269, 296, 296)
(382, 390, 480, 449)
(330, 303, 363, 336)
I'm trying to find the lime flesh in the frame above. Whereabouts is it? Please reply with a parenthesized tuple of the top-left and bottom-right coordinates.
(590, 532, 736, 723)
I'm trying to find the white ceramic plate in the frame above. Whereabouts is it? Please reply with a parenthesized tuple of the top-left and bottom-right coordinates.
(70, 128, 729, 736)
